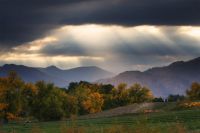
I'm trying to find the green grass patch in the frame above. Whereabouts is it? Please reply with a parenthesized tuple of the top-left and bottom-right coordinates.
(0, 109, 200, 133)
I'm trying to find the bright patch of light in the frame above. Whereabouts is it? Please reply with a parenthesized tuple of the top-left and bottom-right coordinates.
(179, 26, 200, 38)
(13, 37, 58, 52)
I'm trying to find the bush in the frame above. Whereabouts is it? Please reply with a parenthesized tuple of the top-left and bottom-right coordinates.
(167, 94, 185, 102)
(153, 97, 164, 102)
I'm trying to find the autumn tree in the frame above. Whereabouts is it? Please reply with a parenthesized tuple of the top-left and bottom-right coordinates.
(0, 71, 25, 122)
(0, 72, 156, 122)
(69, 82, 104, 115)
(82, 92, 104, 113)
(0, 77, 7, 122)
(186, 82, 200, 100)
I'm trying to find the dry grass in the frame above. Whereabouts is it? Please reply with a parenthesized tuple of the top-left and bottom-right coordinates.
(80, 103, 157, 119)
(105, 123, 187, 133)
(60, 122, 85, 133)
(167, 123, 187, 133)
(30, 126, 44, 133)
(58, 122, 188, 133)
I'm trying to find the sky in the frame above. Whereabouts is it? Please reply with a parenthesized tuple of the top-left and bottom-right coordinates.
(0, 0, 200, 73)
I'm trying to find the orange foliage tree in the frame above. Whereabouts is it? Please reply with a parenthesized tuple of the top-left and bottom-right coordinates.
(186, 82, 200, 100)
(82, 92, 104, 113)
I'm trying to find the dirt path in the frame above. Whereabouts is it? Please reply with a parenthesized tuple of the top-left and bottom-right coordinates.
(79, 102, 161, 119)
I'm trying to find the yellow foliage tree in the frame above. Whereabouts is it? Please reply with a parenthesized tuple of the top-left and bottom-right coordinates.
(186, 82, 200, 100)
(82, 92, 104, 113)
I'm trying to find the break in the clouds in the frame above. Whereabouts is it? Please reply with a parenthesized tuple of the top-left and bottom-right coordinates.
(1, 25, 200, 72)
(0, 0, 200, 47)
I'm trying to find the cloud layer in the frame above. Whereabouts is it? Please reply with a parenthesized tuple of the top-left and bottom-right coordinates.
(1, 25, 200, 72)
(1, 0, 200, 48)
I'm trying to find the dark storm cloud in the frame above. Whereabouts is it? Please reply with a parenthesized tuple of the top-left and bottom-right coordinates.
(63, 0, 200, 25)
(1, 0, 200, 48)
(0, 0, 93, 48)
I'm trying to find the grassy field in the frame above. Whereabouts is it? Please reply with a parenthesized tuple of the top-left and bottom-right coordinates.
(0, 109, 200, 133)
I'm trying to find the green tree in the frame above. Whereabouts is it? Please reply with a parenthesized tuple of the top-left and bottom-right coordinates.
(21, 83, 38, 117)
(128, 83, 153, 103)
(167, 94, 185, 102)
(61, 93, 78, 117)
(31, 81, 65, 121)
(107, 83, 129, 107)
(116, 83, 129, 106)
(99, 84, 114, 94)
(153, 97, 164, 102)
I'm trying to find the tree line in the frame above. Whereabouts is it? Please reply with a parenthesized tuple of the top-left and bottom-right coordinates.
(0, 72, 199, 122)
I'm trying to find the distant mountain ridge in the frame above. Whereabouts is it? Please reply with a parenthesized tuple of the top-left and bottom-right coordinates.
(0, 64, 114, 87)
(1, 57, 200, 96)
(99, 57, 200, 97)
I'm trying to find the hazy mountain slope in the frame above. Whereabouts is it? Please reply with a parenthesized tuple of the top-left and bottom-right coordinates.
(0, 64, 114, 87)
(0, 64, 65, 85)
(39, 66, 114, 82)
(99, 57, 200, 97)
(63, 66, 114, 82)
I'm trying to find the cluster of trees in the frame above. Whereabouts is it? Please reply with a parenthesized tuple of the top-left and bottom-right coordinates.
(0, 72, 154, 122)
(102, 83, 153, 109)
(0, 72, 200, 122)
(0, 72, 74, 121)
(153, 94, 185, 102)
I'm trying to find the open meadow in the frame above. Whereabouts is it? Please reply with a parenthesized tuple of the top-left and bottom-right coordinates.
(1, 103, 200, 133)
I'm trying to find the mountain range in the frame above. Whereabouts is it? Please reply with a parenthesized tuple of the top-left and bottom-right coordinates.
(0, 57, 200, 97)
(98, 57, 200, 97)
(0, 65, 114, 87)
